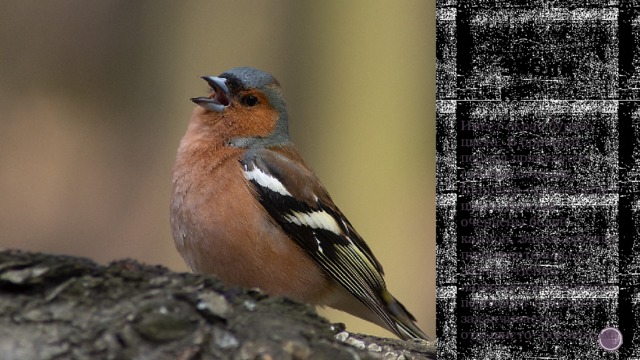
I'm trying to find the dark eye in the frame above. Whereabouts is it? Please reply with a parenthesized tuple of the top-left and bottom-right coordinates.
(242, 95, 259, 107)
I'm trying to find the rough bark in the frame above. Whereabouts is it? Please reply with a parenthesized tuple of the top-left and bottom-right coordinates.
(0, 250, 435, 359)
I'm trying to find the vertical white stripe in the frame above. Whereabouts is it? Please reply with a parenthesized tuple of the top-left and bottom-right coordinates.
(243, 167, 291, 196)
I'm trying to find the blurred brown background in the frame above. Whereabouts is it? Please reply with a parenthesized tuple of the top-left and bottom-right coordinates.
(0, 0, 435, 339)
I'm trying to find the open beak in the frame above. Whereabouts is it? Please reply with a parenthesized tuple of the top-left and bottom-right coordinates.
(191, 76, 231, 113)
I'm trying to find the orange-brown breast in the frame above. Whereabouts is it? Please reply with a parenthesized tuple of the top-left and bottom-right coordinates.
(170, 126, 333, 304)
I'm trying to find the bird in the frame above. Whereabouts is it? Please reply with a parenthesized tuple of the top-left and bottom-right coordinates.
(170, 66, 428, 340)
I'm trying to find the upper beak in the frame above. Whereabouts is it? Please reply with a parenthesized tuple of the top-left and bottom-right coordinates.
(191, 76, 231, 113)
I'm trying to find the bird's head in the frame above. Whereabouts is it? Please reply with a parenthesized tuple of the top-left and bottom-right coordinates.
(191, 67, 290, 148)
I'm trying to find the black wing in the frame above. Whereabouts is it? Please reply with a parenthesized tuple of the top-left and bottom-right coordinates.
(240, 148, 403, 327)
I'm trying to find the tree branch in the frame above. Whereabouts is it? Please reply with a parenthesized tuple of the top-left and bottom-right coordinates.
(0, 250, 435, 359)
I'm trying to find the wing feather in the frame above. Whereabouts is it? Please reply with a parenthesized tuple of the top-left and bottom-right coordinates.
(240, 148, 396, 324)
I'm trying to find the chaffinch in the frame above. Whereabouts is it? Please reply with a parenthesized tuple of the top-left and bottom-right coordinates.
(170, 67, 428, 340)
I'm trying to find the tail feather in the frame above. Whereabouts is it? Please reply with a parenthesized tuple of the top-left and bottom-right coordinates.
(324, 283, 430, 341)
(382, 291, 429, 340)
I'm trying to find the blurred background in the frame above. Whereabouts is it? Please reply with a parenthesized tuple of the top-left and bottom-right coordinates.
(0, 0, 435, 339)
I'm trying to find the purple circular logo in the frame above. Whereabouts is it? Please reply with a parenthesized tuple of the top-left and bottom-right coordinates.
(598, 327, 622, 351)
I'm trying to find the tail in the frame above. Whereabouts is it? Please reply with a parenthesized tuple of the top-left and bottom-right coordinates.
(381, 290, 429, 341)
(324, 282, 429, 341)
